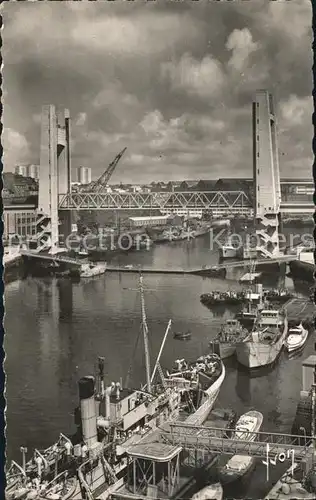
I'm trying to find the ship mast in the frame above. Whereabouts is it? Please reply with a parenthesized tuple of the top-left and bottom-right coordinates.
(139, 274, 152, 393)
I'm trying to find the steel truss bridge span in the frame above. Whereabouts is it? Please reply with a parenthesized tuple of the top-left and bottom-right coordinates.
(58, 190, 252, 211)
(161, 423, 311, 460)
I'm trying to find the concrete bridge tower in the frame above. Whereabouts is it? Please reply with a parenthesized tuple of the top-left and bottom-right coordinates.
(37, 105, 72, 253)
(253, 90, 281, 258)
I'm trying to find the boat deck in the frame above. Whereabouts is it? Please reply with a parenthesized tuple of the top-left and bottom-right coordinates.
(127, 441, 182, 462)
(283, 297, 316, 325)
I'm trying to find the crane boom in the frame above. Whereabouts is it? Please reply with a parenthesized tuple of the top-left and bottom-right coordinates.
(90, 147, 127, 191)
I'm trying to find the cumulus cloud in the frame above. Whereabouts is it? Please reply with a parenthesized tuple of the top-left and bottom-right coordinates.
(2, 0, 313, 181)
(279, 95, 312, 128)
(226, 28, 259, 73)
(75, 112, 87, 127)
(3, 128, 30, 169)
(161, 54, 225, 100)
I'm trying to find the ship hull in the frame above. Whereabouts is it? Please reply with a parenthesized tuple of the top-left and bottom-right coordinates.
(236, 322, 288, 369)
(192, 483, 223, 500)
(185, 362, 225, 425)
(218, 344, 236, 359)
(285, 328, 308, 353)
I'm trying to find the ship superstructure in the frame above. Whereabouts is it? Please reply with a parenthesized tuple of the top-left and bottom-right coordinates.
(236, 307, 288, 369)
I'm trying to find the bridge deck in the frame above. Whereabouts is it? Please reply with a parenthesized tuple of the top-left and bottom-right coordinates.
(106, 266, 191, 274)
(160, 423, 311, 460)
(192, 255, 295, 272)
(20, 250, 82, 266)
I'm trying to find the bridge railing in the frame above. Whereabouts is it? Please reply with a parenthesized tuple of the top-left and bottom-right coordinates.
(58, 191, 253, 211)
(161, 423, 311, 460)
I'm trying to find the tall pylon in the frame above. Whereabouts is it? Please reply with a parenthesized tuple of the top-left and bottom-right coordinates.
(253, 90, 281, 258)
(37, 105, 71, 253)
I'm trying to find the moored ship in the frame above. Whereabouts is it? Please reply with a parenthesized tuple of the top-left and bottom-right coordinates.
(236, 307, 288, 369)
(6, 275, 224, 500)
(167, 354, 225, 425)
(79, 262, 107, 278)
(218, 410, 263, 484)
(192, 482, 223, 500)
(210, 318, 248, 359)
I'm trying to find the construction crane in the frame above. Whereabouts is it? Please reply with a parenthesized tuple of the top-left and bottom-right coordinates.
(88, 147, 127, 192)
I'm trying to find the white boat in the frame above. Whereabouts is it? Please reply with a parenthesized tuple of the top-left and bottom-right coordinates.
(219, 410, 263, 484)
(285, 323, 309, 353)
(236, 308, 288, 369)
(79, 262, 107, 278)
(192, 483, 223, 500)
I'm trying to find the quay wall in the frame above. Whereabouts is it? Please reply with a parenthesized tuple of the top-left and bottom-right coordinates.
(4, 255, 24, 284)
(292, 392, 312, 436)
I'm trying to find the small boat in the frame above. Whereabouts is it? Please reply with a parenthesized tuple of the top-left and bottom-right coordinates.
(174, 331, 191, 340)
(210, 319, 248, 359)
(192, 483, 223, 500)
(200, 290, 245, 307)
(263, 288, 294, 303)
(79, 262, 107, 278)
(285, 323, 309, 353)
(219, 410, 263, 484)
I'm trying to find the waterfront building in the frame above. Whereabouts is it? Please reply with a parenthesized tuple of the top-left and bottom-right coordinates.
(129, 215, 174, 227)
(160, 208, 203, 219)
(3, 205, 37, 240)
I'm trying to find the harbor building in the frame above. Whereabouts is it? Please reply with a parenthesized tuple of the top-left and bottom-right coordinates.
(77, 166, 92, 185)
(3, 205, 37, 240)
(160, 208, 203, 218)
(128, 215, 181, 227)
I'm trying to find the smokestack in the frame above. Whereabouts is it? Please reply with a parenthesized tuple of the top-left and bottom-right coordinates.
(78, 376, 98, 449)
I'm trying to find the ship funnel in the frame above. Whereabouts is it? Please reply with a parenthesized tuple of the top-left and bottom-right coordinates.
(78, 376, 98, 449)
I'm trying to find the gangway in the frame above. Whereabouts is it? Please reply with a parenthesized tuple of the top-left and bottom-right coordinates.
(161, 422, 311, 461)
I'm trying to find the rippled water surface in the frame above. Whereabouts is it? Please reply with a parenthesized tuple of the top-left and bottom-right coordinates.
(4, 233, 313, 498)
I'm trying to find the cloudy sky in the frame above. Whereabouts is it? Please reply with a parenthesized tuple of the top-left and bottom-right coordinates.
(2, 0, 313, 183)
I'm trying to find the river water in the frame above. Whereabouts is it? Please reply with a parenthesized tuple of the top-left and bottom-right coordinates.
(4, 231, 314, 499)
